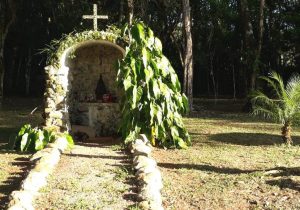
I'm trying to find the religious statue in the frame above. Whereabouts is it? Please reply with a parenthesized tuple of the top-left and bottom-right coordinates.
(95, 74, 107, 101)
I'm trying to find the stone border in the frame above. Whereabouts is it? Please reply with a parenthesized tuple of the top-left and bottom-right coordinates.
(6, 137, 69, 210)
(129, 134, 164, 210)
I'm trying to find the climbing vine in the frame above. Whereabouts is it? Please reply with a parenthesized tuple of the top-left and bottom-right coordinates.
(42, 25, 125, 68)
(117, 22, 191, 149)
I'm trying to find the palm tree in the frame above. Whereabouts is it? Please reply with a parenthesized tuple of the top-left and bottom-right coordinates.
(251, 71, 300, 145)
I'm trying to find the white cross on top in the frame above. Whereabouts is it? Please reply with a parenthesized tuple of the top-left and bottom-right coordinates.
(82, 4, 108, 31)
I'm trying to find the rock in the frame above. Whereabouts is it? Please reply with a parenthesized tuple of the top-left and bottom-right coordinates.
(7, 203, 34, 210)
(30, 148, 53, 162)
(149, 201, 164, 210)
(136, 164, 158, 175)
(134, 157, 157, 170)
(133, 144, 152, 156)
(37, 150, 60, 167)
(134, 138, 146, 146)
(32, 162, 54, 174)
(138, 186, 162, 203)
(52, 137, 69, 151)
(138, 134, 150, 144)
(21, 171, 47, 192)
(8, 191, 33, 207)
(137, 172, 163, 190)
(49, 111, 63, 119)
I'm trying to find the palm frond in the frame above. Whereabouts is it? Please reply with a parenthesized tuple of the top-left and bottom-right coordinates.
(252, 105, 279, 121)
(251, 71, 300, 125)
(286, 73, 300, 102)
(259, 76, 282, 98)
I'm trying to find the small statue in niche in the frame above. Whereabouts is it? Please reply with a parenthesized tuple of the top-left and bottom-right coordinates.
(95, 74, 107, 101)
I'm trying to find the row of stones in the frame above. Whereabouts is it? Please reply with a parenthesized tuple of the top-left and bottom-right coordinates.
(7, 138, 69, 210)
(44, 65, 70, 133)
(129, 135, 164, 210)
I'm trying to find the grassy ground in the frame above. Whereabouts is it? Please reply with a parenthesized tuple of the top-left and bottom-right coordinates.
(0, 97, 43, 208)
(34, 139, 137, 210)
(153, 99, 300, 210)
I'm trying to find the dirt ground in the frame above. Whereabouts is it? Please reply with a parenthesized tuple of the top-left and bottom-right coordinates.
(34, 138, 137, 210)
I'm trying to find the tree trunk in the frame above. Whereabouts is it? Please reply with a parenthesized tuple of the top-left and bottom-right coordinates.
(127, 0, 133, 27)
(239, 0, 255, 94)
(182, 0, 193, 112)
(119, 0, 124, 25)
(282, 123, 293, 146)
(232, 64, 236, 100)
(0, 0, 16, 100)
(25, 48, 32, 95)
(252, 0, 265, 90)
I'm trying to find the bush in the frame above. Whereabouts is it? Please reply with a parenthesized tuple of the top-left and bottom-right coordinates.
(8, 124, 74, 152)
(117, 22, 190, 149)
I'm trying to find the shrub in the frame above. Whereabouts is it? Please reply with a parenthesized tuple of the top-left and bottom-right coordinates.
(117, 22, 190, 148)
(8, 124, 74, 152)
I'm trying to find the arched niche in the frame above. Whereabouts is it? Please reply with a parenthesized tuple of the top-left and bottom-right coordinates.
(43, 39, 125, 137)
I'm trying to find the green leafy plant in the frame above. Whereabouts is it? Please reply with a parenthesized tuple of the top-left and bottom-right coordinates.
(41, 25, 125, 68)
(8, 124, 74, 152)
(117, 22, 190, 149)
(251, 71, 300, 145)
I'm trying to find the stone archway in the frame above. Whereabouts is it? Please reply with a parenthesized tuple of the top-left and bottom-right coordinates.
(43, 39, 125, 138)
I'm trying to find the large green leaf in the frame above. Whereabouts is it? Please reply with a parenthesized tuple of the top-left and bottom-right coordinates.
(123, 76, 132, 91)
(20, 133, 29, 152)
(131, 23, 145, 43)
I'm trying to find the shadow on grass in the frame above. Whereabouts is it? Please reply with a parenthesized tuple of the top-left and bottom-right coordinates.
(209, 132, 300, 146)
(64, 153, 127, 160)
(157, 163, 257, 174)
(75, 137, 123, 148)
(0, 157, 31, 209)
(266, 178, 300, 192)
(0, 127, 18, 145)
(158, 163, 300, 176)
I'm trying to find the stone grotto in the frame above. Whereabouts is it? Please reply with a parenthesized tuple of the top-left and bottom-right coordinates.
(43, 38, 125, 139)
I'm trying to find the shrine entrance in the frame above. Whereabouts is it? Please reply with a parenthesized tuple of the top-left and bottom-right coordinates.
(66, 40, 124, 137)
(43, 36, 125, 140)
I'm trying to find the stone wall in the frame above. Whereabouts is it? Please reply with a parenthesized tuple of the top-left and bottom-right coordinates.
(67, 42, 123, 102)
(44, 65, 70, 132)
(75, 102, 120, 136)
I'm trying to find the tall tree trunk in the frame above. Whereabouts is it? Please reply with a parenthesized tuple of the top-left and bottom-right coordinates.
(119, 0, 124, 25)
(0, 0, 16, 100)
(252, 0, 265, 90)
(127, 0, 133, 27)
(239, 0, 255, 94)
(182, 0, 193, 111)
(25, 48, 32, 95)
(232, 64, 236, 100)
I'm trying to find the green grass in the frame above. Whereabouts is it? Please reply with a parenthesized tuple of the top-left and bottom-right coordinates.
(153, 100, 300, 210)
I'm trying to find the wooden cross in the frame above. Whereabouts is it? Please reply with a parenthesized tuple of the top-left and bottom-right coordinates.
(82, 4, 108, 31)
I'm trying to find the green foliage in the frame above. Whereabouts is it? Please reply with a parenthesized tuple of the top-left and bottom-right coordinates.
(117, 22, 190, 149)
(251, 71, 300, 126)
(41, 25, 125, 68)
(8, 124, 74, 153)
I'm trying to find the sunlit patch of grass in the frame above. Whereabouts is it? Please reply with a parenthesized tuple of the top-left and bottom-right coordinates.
(153, 108, 300, 209)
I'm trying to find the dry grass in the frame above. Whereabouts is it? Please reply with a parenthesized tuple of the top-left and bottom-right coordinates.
(0, 97, 43, 208)
(153, 100, 300, 210)
(34, 140, 137, 210)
